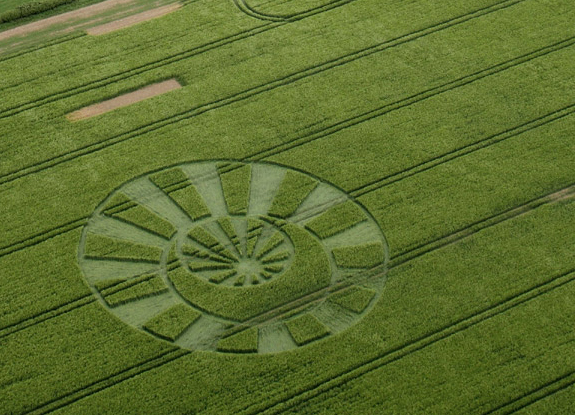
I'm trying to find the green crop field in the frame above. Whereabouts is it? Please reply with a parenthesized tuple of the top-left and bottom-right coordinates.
(0, 0, 574, 414)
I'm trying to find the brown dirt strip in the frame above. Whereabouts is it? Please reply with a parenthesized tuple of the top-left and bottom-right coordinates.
(67, 79, 181, 120)
(86, 3, 181, 35)
(0, 0, 135, 42)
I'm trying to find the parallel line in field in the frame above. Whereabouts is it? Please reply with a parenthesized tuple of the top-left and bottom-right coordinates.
(0, 0, 524, 180)
(5, 184, 572, 415)
(0, 93, 572, 263)
(389, 183, 575, 267)
(4, 182, 569, 338)
(349, 104, 575, 198)
(250, 34, 575, 162)
(240, 269, 575, 415)
(481, 370, 575, 415)
(21, 349, 190, 415)
(0, 22, 278, 114)
(0, 32, 86, 63)
(234, 0, 355, 22)
(222, 184, 575, 338)
(0, 0, 520, 114)
(0, 294, 94, 339)
(1, 79, 572, 277)
(1, 18, 563, 198)
(0, 217, 86, 258)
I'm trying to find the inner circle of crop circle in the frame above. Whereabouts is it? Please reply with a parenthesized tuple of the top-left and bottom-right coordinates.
(78, 160, 389, 354)
(174, 215, 295, 287)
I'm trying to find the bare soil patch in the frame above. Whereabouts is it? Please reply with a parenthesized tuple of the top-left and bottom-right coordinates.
(87, 3, 180, 35)
(0, 0, 134, 42)
(67, 78, 181, 120)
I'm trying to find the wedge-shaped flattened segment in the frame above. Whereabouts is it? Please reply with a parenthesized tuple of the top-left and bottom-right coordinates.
(188, 227, 237, 261)
(150, 168, 210, 221)
(328, 286, 376, 314)
(255, 231, 284, 259)
(268, 170, 318, 218)
(305, 201, 367, 239)
(217, 327, 258, 353)
(100, 274, 168, 307)
(217, 218, 242, 255)
(104, 193, 176, 239)
(84, 234, 163, 263)
(219, 163, 252, 215)
(246, 218, 263, 257)
(332, 241, 386, 269)
(169, 185, 211, 221)
(286, 313, 330, 346)
(143, 304, 201, 341)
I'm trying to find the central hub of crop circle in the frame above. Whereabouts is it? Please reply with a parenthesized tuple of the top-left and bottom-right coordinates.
(176, 216, 294, 287)
(78, 160, 389, 355)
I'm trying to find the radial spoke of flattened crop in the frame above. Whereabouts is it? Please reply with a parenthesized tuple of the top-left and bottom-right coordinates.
(121, 177, 194, 231)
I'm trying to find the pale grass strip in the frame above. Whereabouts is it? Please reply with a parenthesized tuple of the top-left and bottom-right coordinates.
(67, 78, 181, 120)
(86, 3, 181, 36)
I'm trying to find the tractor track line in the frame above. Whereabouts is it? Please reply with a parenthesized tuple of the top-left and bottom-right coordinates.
(248, 34, 575, 162)
(0, 294, 94, 339)
(0, 0, 524, 175)
(0, 101, 572, 263)
(389, 184, 575, 267)
(0, 19, 564, 193)
(21, 349, 190, 415)
(31, 266, 575, 415)
(238, 269, 575, 415)
(0, 22, 278, 114)
(0, 0, 520, 108)
(2, 182, 571, 340)
(349, 104, 575, 198)
(233, 0, 355, 22)
(480, 370, 575, 415)
(0, 32, 86, 63)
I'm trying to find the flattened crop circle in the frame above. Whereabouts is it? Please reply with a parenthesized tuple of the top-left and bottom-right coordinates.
(78, 161, 389, 354)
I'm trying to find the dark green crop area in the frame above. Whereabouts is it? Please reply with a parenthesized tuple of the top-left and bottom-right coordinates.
(0, 0, 574, 414)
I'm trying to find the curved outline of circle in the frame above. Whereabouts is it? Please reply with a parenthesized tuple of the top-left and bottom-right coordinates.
(78, 159, 390, 354)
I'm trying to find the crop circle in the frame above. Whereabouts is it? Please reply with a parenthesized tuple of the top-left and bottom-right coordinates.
(78, 161, 389, 354)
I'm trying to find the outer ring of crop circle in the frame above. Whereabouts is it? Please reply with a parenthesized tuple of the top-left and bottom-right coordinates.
(77, 159, 390, 354)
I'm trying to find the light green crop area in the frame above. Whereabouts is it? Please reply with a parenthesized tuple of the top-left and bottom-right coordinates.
(1, 0, 574, 413)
